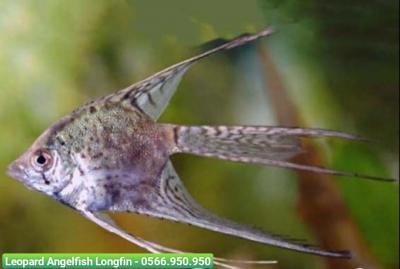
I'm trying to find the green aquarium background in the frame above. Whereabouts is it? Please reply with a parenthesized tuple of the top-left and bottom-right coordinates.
(0, 1, 398, 269)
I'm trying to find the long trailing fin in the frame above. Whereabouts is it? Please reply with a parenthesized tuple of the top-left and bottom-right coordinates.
(80, 211, 276, 269)
(108, 161, 352, 259)
(104, 27, 274, 120)
(168, 125, 395, 182)
(80, 211, 161, 253)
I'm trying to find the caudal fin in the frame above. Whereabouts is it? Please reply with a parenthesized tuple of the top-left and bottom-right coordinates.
(168, 125, 395, 182)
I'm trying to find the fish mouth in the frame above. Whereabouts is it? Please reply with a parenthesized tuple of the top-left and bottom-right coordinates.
(7, 161, 27, 181)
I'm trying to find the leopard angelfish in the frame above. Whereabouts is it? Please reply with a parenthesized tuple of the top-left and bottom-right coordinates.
(7, 27, 394, 268)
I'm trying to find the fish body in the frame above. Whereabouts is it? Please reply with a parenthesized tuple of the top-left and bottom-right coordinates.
(7, 27, 394, 267)
(11, 99, 173, 211)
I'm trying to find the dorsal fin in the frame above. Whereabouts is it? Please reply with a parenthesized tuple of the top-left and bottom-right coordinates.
(105, 27, 274, 120)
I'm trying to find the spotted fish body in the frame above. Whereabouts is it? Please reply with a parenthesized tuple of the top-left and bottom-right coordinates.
(7, 27, 393, 268)
(46, 102, 171, 211)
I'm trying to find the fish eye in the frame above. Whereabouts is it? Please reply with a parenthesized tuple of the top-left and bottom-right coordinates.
(31, 149, 53, 171)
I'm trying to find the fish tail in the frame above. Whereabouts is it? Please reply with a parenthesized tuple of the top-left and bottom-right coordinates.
(166, 124, 395, 182)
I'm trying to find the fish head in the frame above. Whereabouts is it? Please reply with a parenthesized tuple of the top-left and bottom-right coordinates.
(7, 119, 76, 197)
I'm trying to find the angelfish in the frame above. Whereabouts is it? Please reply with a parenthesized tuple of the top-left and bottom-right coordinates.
(7, 28, 393, 268)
